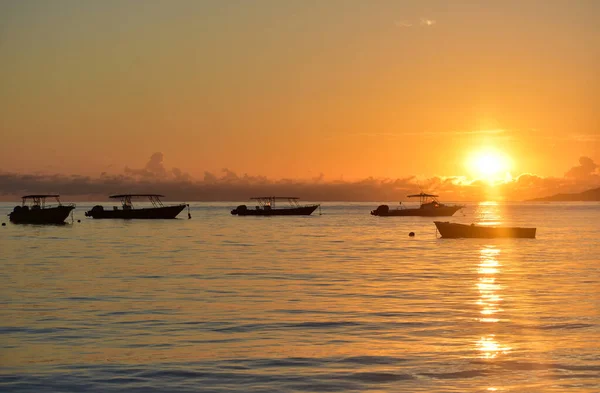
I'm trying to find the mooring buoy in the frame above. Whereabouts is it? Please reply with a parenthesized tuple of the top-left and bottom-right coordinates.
(409, 232, 415, 237)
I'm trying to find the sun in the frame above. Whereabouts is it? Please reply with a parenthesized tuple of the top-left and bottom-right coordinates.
(466, 150, 511, 182)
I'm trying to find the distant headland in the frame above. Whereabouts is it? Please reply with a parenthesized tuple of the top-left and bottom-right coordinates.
(527, 186, 600, 202)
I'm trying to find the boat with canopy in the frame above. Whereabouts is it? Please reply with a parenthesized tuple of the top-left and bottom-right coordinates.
(9, 195, 75, 224)
(85, 194, 189, 219)
(231, 197, 320, 216)
(371, 193, 464, 217)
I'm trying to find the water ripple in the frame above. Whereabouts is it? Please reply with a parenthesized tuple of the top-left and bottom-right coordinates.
(1, 202, 599, 392)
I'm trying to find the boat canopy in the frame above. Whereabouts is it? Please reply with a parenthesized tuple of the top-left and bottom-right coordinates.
(109, 194, 165, 198)
(249, 197, 306, 208)
(21, 195, 62, 208)
(250, 196, 299, 200)
(406, 192, 442, 205)
(109, 194, 167, 208)
(22, 194, 60, 199)
(407, 193, 439, 198)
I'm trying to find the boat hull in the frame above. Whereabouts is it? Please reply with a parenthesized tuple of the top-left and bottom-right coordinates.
(434, 221, 536, 238)
(231, 205, 319, 216)
(372, 206, 462, 217)
(85, 204, 186, 219)
(9, 205, 75, 224)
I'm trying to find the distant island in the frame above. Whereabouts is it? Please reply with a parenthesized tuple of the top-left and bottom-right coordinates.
(527, 186, 600, 202)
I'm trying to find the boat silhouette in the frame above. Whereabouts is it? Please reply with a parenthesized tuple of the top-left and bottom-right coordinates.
(85, 194, 188, 219)
(434, 221, 536, 238)
(371, 193, 464, 217)
(231, 197, 320, 216)
(9, 195, 75, 224)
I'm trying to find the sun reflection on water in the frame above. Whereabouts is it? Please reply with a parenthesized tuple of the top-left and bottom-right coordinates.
(476, 335, 511, 359)
(477, 248, 503, 324)
(476, 246, 512, 359)
(476, 201, 503, 226)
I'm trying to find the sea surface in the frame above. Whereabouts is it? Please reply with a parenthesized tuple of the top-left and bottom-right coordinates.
(1, 201, 599, 392)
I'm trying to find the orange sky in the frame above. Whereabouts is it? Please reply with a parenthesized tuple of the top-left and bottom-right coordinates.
(0, 1, 598, 183)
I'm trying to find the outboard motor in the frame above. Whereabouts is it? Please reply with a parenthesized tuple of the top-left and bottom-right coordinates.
(371, 204, 389, 216)
(85, 205, 104, 217)
(9, 205, 21, 221)
(231, 204, 247, 215)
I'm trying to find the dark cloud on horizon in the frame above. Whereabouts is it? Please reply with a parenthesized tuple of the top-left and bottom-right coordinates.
(124, 152, 192, 182)
(565, 156, 600, 181)
(0, 170, 422, 202)
(1, 153, 598, 202)
(124, 152, 167, 178)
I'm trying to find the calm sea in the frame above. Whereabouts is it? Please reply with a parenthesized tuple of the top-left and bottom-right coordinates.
(1, 201, 599, 392)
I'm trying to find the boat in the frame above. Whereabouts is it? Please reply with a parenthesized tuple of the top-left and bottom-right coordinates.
(371, 193, 464, 216)
(434, 221, 536, 238)
(8, 195, 75, 224)
(231, 197, 320, 216)
(85, 194, 188, 219)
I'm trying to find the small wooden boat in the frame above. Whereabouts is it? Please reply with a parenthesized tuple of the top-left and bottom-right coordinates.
(231, 197, 320, 216)
(9, 195, 75, 224)
(372, 193, 464, 217)
(434, 221, 536, 238)
(85, 194, 188, 219)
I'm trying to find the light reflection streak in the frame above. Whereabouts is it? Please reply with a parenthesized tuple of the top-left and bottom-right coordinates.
(477, 248, 502, 323)
(476, 201, 502, 226)
(476, 335, 511, 359)
(476, 246, 511, 359)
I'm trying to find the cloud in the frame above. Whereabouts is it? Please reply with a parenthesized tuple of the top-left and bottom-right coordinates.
(171, 167, 192, 182)
(124, 152, 167, 178)
(349, 129, 506, 139)
(394, 20, 413, 28)
(220, 168, 239, 182)
(565, 156, 600, 181)
(124, 152, 191, 181)
(0, 156, 598, 202)
(394, 18, 436, 28)
(203, 171, 218, 183)
(570, 134, 599, 142)
(312, 172, 325, 183)
(407, 129, 507, 137)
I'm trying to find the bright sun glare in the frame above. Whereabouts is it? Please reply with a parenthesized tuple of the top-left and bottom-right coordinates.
(466, 150, 511, 182)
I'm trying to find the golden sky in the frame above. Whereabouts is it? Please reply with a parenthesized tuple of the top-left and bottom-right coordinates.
(0, 1, 598, 187)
